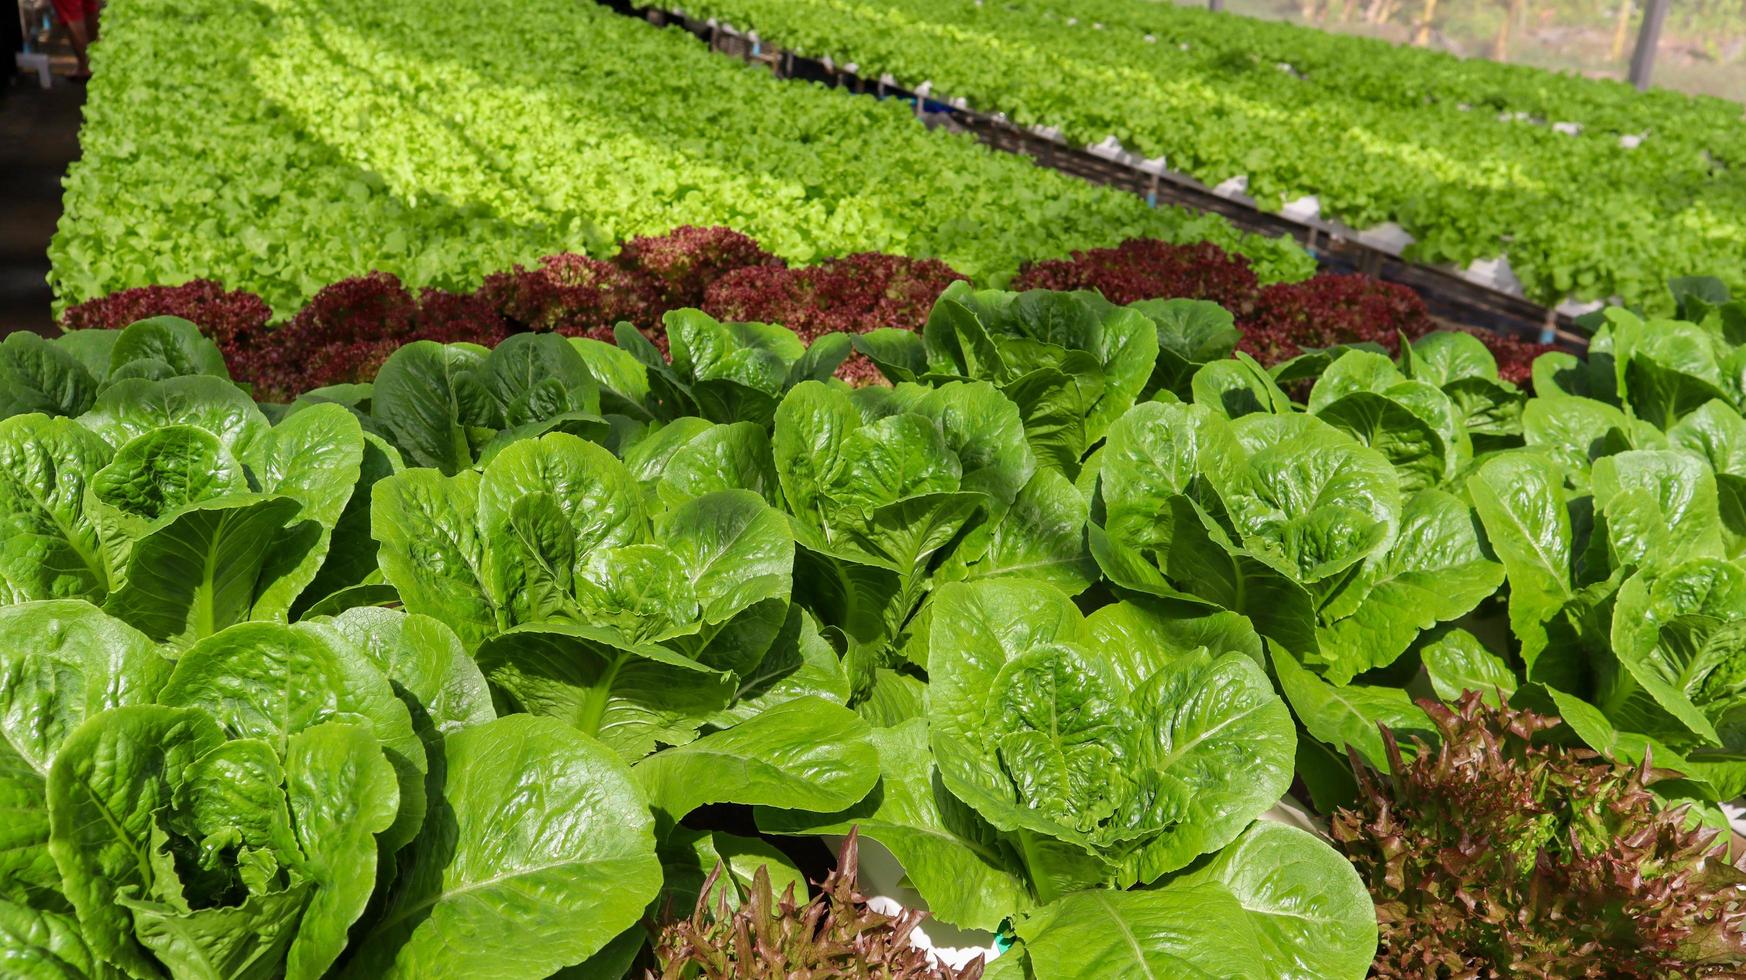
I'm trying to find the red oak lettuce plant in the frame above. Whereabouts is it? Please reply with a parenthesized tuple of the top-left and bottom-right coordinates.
(1011, 238, 1260, 311)
(477, 252, 661, 339)
(248, 273, 509, 399)
(649, 831, 983, 980)
(613, 225, 784, 309)
(1240, 272, 1436, 363)
(702, 252, 967, 339)
(58, 279, 272, 365)
(1333, 691, 1746, 978)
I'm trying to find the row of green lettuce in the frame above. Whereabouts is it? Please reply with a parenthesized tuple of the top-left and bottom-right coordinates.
(45, 0, 1309, 321)
(663, 0, 1746, 309)
(1023, 0, 1746, 143)
(3, 274, 1745, 976)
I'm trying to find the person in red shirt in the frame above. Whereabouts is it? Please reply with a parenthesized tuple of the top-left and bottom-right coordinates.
(52, 0, 100, 81)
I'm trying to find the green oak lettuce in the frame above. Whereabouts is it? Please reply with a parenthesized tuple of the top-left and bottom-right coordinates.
(48, 0, 1307, 319)
(644, 0, 1743, 307)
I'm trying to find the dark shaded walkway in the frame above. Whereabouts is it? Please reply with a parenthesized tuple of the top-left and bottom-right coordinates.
(1, 79, 83, 336)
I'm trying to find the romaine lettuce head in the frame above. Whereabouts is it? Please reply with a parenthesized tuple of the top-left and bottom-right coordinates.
(1093, 401, 1430, 663)
(0, 395, 369, 645)
(1306, 349, 1469, 491)
(768, 379, 1057, 694)
(773, 381, 990, 566)
(1100, 402, 1401, 589)
(925, 579, 1295, 891)
(373, 429, 792, 654)
(365, 334, 613, 478)
(10, 601, 654, 979)
(1127, 297, 1240, 400)
(1592, 309, 1741, 430)
(858, 282, 1157, 474)
(0, 316, 230, 423)
(29, 616, 410, 980)
(1600, 559, 1746, 752)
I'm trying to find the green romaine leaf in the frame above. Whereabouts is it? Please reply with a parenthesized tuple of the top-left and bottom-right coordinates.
(1168, 821, 1377, 978)
(79, 375, 268, 459)
(47, 705, 225, 980)
(244, 404, 365, 620)
(1129, 297, 1239, 398)
(106, 317, 228, 382)
(371, 468, 499, 650)
(369, 341, 491, 475)
(1420, 628, 1518, 706)
(1590, 449, 1724, 574)
(919, 284, 1158, 474)
(648, 421, 781, 507)
(343, 715, 660, 979)
(0, 415, 111, 603)
(1314, 488, 1502, 682)
(0, 601, 170, 901)
(657, 490, 793, 627)
(633, 696, 876, 825)
(1224, 413, 1400, 583)
(293, 430, 404, 616)
(1016, 824, 1373, 979)
(476, 332, 600, 426)
(1404, 331, 1501, 386)
(1191, 353, 1293, 418)
(946, 468, 1096, 595)
(325, 607, 495, 744)
(0, 896, 120, 978)
(1603, 560, 1746, 747)
(475, 623, 734, 760)
(1522, 395, 1634, 481)
(1314, 390, 1445, 493)
(852, 329, 928, 384)
(0, 333, 96, 419)
(102, 494, 304, 645)
(1467, 452, 1575, 670)
(87, 426, 246, 566)
(281, 723, 400, 980)
(1271, 645, 1434, 772)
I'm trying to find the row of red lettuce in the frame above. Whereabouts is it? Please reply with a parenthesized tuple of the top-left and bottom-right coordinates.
(59, 226, 1553, 401)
